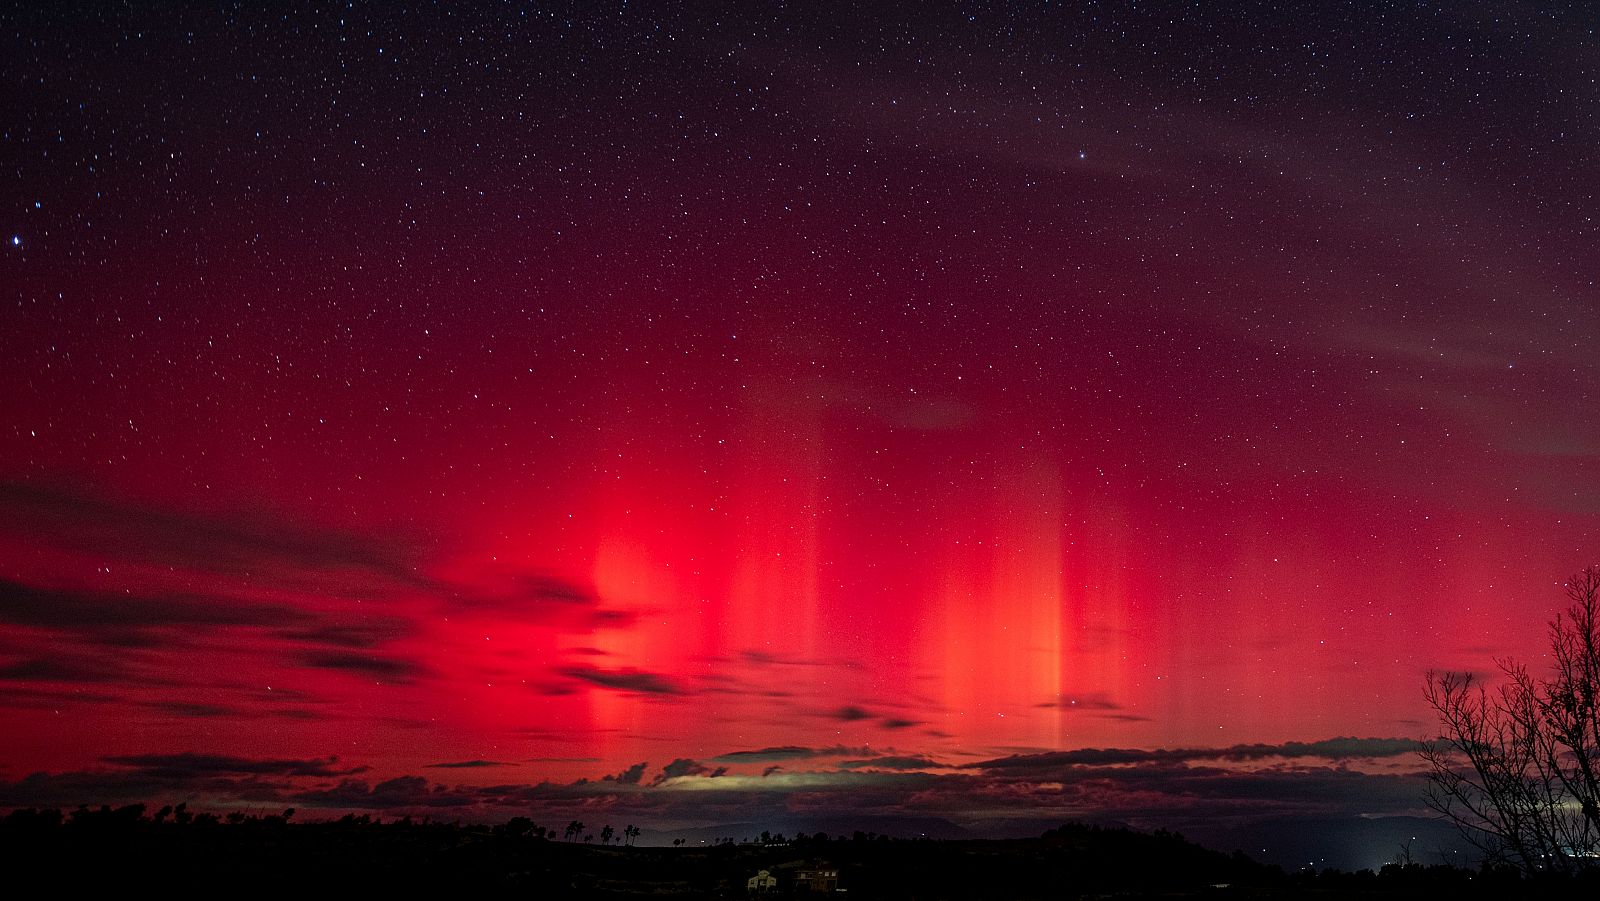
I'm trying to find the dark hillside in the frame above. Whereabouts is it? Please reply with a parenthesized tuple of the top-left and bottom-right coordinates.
(3, 806, 1592, 899)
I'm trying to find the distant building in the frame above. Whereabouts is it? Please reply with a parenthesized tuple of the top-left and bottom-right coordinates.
(747, 869, 778, 894)
(793, 867, 839, 892)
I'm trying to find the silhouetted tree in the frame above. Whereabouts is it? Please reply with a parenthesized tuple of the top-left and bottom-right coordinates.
(565, 820, 583, 841)
(600, 824, 615, 845)
(1422, 566, 1600, 874)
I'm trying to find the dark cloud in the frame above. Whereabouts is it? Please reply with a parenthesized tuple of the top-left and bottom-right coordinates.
(271, 708, 325, 721)
(0, 769, 256, 807)
(0, 685, 123, 709)
(0, 482, 426, 589)
(1036, 692, 1125, 711)
(740, 649, 837, 667)
(695, 670, 795, 699)
(711, 745, 873, 764)
(447, 571, 613, 621)
(0, 485, 646, 709)
(831, 705, 873, 721)
(300, 651, 424, 682)
(276, 619, 412, 649)
(652, 758, 727, 784)
(102, 753, 355, 779)
(880, 718, 924, 730)
(0, 578, 310, 643)
(839, 756, 942, 771)
(514, 574, 596, 605)
(0, 570, 423, 705)
(656, 758, 708, 780)
(970, 737, 1421, 771)
(0, 655, 146, 685)
(1261, 737, 1420, 760)
(0, 484, 623, 633)
(149, 702, 236, 718)
(425, 760, 515, 769)
(588, 609, 638, 628)
(603, 762, 648, 785)
(560, 665, 682, 696)
(290, 776, 476, 809)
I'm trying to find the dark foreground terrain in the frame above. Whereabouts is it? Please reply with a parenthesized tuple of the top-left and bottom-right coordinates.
(3, 805, 1593, 899)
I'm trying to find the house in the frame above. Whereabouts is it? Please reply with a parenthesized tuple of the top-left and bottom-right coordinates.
(793, 867, 839, 892)
(747, 869, 778, 894)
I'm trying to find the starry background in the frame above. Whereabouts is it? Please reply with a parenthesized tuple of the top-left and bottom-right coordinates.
(3, 1, 1598, 870)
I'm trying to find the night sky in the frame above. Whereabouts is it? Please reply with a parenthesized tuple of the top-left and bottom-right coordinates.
(4, 2, 1598, 869)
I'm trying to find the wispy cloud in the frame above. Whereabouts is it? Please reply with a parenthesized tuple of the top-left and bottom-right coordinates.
(559, 665, 683, 696)
(300, 651, 424, 682)
(969, 737, 1420, 771)
(839, 756, 942, 771)
(0, 654, 152, 685)
(101, 753, 358, 779)
(290, 776, 476, 809)
(711, 745, 873, 764)
(1035, 692, 1125, 712)
(0, 482, 427, 589)
(830, 705, 873, 722)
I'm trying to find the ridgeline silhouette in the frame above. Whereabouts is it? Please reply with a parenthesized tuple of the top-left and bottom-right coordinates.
(5, 804, 1597, 897)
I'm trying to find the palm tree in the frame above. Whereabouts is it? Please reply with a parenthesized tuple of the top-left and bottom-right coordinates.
(623, 824, 640, 846)
(600, 824, 615, 845)
(565, 820, 584, 841)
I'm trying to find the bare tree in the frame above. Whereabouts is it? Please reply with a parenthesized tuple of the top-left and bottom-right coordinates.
(1421, 567, 1600, 874)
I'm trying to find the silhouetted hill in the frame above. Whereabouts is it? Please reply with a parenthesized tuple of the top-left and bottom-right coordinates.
(4, 805, 1594, 898)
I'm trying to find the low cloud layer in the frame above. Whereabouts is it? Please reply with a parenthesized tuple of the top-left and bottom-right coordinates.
(1, 736, 1432, 871)
(970, 737, 1420, 772)
(711, 745, 875, 764)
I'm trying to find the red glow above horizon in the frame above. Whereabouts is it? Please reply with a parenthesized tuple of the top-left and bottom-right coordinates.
(0, 309, 1584, 781)
(2, 7, 1598, 852)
